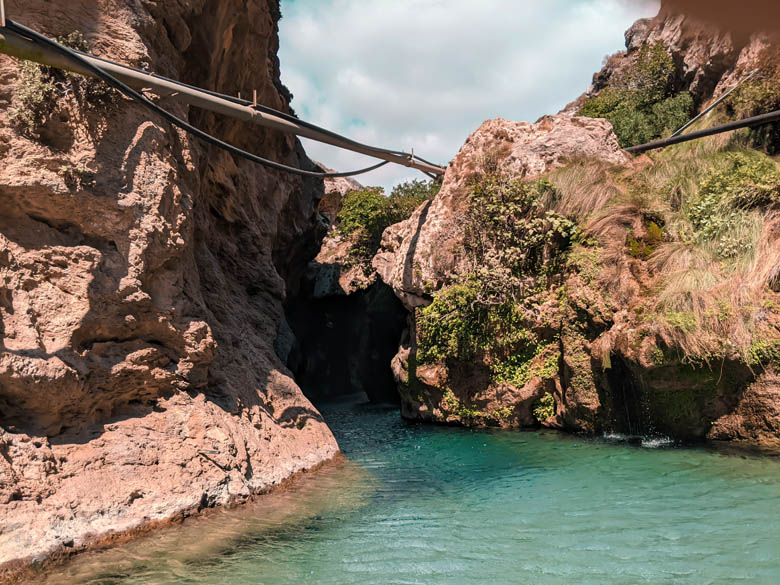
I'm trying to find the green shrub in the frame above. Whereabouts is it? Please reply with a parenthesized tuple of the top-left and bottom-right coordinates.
(695, 151, 780, 209)
(664, 311, 697, 334)
(336, 187, 387, 237)
(416, 280, 533, 365)
(416, 276, 561, 389)
(748, 338, 780, 367)
(650, 91, 695, 135)
(415, 169, 576, 386)
(579, 41, 693, 147)
(336, 179, 437, 259)
(9, 59, 59, 134)
(465, 173, 578, 298)
(532, 392, 555, 422)
(389, 178, 440, 218)
(491, 342, 559, 387)
(9, 32, 117, 137)
(687, 152, 779, 259)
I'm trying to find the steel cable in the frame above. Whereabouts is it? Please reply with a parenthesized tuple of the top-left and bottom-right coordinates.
(5, 19, 390, 179)
(626, 107, 780, 153)
(81, 50, 446, 169)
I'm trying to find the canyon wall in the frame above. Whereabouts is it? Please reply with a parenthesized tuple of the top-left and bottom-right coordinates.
(0, 0, 338, 573)
(373, 4, 780, 450)
(563, 1, 776, 115)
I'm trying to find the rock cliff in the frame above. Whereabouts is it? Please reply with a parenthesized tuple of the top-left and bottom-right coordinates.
(0, 0, 338, 574)
(373, 4, 780, 450)
(563, 0, 777, 116)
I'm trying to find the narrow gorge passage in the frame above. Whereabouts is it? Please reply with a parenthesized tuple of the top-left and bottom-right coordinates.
(286, 281, 406, 404)
(4, 0, 780, 581)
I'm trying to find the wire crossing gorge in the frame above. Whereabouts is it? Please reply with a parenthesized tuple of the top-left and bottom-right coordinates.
(0, 0, 779, 583)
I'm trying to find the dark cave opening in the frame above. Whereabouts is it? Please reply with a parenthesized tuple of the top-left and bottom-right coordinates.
(284, 282, 406, 405)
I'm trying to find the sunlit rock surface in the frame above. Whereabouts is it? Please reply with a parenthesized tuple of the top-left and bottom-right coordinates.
(0, 0, 337, 572)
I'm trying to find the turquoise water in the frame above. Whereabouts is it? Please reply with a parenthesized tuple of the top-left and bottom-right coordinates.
(41, 398, 780, 585)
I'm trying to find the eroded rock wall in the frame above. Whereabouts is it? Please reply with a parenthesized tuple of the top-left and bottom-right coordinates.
(0, 0, 338, 571)
(373, 115, 630, 432)
(373, 115, 629, 310)
(372, 5, 780, 450)
(562, 0, 776, 115)
(375, 112, 780, 449)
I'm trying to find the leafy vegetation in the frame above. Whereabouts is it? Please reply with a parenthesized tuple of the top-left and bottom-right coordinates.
(439, 388, 514, 425)
(335, 179, 439, 259)
(415, 168, 578, 390)
(579, 41, 693, 147)
(10, 59, 59, 134)
(416, 280, 531, 363)
(726, 47, 780, 153)
(532, 392, 555, 422)
(463, 171, 579, 301)
(10, 32, 118, 137)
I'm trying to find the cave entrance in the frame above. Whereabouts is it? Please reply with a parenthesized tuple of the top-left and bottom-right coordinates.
(284, 282, 405, 405)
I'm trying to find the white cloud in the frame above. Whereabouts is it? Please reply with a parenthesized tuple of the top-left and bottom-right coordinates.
(279, 0, 659, 190)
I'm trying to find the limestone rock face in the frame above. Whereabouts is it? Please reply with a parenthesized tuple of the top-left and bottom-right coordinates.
(563, 0, 775, 115)
(315, 164, 363, 226)
(709, 375, 780, 449)
(371, 115, 629, 431)
(373, 115, 629, 309)
(307, 233, 377, 298)
(0, 0, 337, 571)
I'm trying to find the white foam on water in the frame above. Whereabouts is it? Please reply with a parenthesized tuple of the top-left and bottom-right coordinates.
(641, 436, 675, 448)
(602, 432, 674, 448)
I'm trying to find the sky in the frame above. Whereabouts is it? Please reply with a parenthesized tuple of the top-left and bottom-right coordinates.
(278, 0, 660, 190)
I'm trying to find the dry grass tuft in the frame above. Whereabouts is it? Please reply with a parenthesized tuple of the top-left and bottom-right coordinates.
(554, 135, 780, 364)
(546, 159, 623, 222)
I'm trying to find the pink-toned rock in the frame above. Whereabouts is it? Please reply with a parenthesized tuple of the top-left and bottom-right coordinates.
(0, 0, 337, 573)
(709, 374, 780, 449)
(562, 0, 777, 115)
(373, 115, 628, 309)
(315, 163, 363, 225)
(308, 233, 377, 298)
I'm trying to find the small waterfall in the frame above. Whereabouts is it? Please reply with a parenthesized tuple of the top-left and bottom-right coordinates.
(602, 354, 655, 443)
(602, 355, 674, 446)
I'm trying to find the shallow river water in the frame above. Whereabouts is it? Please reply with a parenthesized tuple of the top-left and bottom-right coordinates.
(40, 397, 780, 585)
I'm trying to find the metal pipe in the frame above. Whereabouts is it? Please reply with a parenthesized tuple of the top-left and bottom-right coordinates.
(670, 70, 758, 137)
(626, 107, 780, 154)
(0, 28, 445, 176)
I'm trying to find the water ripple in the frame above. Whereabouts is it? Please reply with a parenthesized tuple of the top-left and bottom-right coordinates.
(38, 398, 780, 585)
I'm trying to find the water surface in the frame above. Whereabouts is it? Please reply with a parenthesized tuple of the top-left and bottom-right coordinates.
(41, 397, 780, 585)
